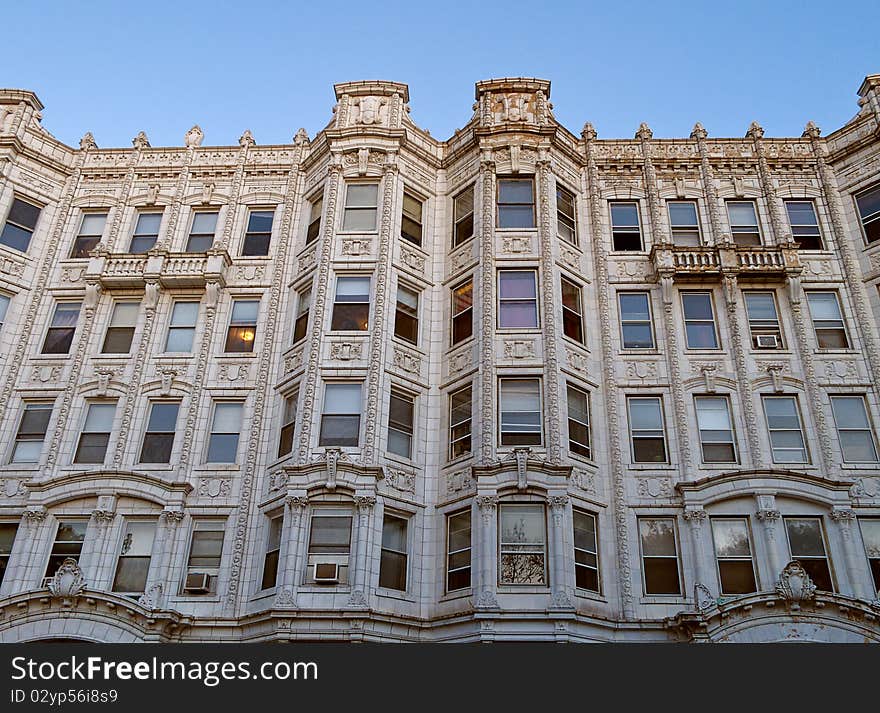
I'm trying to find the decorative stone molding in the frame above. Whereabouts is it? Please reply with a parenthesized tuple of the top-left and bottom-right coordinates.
(341, 237, 372, 256)
(637, 477, 673, 498)
(198, 478, 232, 498)
(184, 125, 204, 148)
(694, 583, 716, 612)
(503, 339, 535, 359)
(330, 341, 363, 361)
(383, 468, 415, 494)
(392, 347, 421, 375)
(445, 469, 475, 498)
(46, 558, 86, 600)
(775, 561, 817, 608)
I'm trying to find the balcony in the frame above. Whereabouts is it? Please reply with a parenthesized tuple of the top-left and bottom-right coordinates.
(86, 249, 231, 289)
(651, 243, 800, 281)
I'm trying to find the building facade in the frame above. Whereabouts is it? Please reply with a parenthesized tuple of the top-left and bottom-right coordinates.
(0, 76, 880, 642)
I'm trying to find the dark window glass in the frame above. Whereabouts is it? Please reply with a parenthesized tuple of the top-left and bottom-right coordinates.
(726, 201, 761, 246)
(330, 276, 370, 331)
(629, 397, 667, 463)
(112, 521, 156, 594)
(561, 277, 584, 343)
(785, 518, 834, 592)
(102, 302, 139, 354)
(129, 213, 162, 253)
(785, 201, 822, 250)
(206, 403, 242, 463)
(618, 293, 653, 349)
(70, 213, 107, 258)
(74, 403, 115, 464)
(859, 519, 880, 593)
(319, 383, 361, 447)
(567, 385, 591, 459)
(242, 210, 274, 256)
(277, 392, 298, 458)
(394, 285, 419, 344)
(574, 510, 599, 592)
(499, 379, 542, 446)
(379, 515, 408, 591)
(557, 186, 577, 245)
(855, 185, 880, 244)
(306, 196, 323, 244)
(447, 510, 471, 591)
(610, 202, 642, 251)
(11, 403, 52, 463)
(681, 292, 718, 349)
(224, 300, 259, 352)
(639, 518, 680, 595)
(0, 523, 19, 587)
(453, 186, 474, 247)
(261, 516, 283, 590)
(187, 212, 218, 252)
(497, 179, 535, 229)
(499, 504, 546, 584)
(401, 192, 423, 246)
(0, 198, 40, 252)
(449, 385, 472, 460)
(744, 291, 783, 348)
(139, 402, 180, 463)
(451, 280, 473, 345)
(711, 518, 757, 595)
(292, 287, 311, 343)
(498, 270, 538, 328)
(806, 291, 849, 349)
(42, 302, 81, 354)
(44, 521, 87, 578)
(387, 390, 414, 459)
(667, 201, 700, 246)
(695, 396, 736, 463)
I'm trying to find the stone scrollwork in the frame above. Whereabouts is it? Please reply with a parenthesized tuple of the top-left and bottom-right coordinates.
(775, 561, 817, 608)
(46, 558, 86, 599)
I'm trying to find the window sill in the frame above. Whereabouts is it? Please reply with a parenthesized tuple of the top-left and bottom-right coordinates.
(0, 243, 30, 260)
(840, 463, 880, 470)
(620, 349, 661, 356)
(133, 463, 176, 471)
(327, 330, 370, 338)
(444, 453, 475, 470)
(574, 589, 606, 603)
(495, 228, 538, 233)
(383, 452, 416, 469)
(296, 585, 351, 594)
(375, 587, 415, 603)
(813, 348, 859, 356)
(561, 335, 589, 352)
(448, 337, 476, 353)
(496, 327, 542, 335)
(497, 585, 551, 594)
(628, 463, 675, 471)
(30, 353, 72, 361)
(0, 463, 41, 472)
(155, 352, 195, 359)
(268, 453, 294, 470)
(390, 336, 424, 355)
(749, 349, 793, 356)
(684, 348, 725, 354)
(336, 231, 379, 237)
(558, 240, 582, 252)
(216, 352, 257, 359)
(250, 588, 276, 601)
(696, 463, 741, 470)
(169, 595, 222, 603)
(193, 464, 241, 472)
(439, 588, 473, 603)
(497, 446, 546, 457)
(639, 596, 685, 605)
(450, 237, 476, 254)
(567, 452, 597, 469)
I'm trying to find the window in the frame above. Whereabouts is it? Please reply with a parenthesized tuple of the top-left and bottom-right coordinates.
(695, 396, 737, 463)
(628, 396, 667, 463)
(44, 521, 87, 578)
(261, 515, 283, 590)
(306, 508, 352, 584)
(394, 285, 419, 344)
(41, 302, 81, 354)
(830, 396, 879, 462)
(784, 517, 833, 591)
(497, 178, 535, 229)
(139, 401, 180, 463)
(342, 184, 378, 232)
(74, 402, 116, 464)
(165, 301, 199, 352)
(557, 186, 577, 245)
(112, 521, 156, 594)
(401, 191, 423, 246)
(499, 504, 546, 584)
(206, 402, 243, 463)
(224, 299, 259, 352)
(292, 286, 311, 343)
(859, 519, 880, 593)
(785, 200, 822, 250)
(306, 195, 323, 244)
(0, 293, 9, 333)
(184, 520, 225, 594)
(561, 277, 584, 343)
(186, 211, 217, 252)
(379, 514, 408, 591)
(10, 403, 52, 463)
(499, 378, 542, 446)
(667, 201, 700, 246)
(387, 390, 414, 459)
(451, 279, 473, 345)
(1, 198, 40, 252)
(498, 270, 538, 328)
(331, 276, 370, 331)
(573, 510, 599, 592)
(277, 391, 298, 458)
(449, 385, 472, 460)
(744, 291, 783, 348)
(618, 292, 654, 349)
(102, 301, 139, 354)
(70, 213, 107, 258)
(567, 384, 591, 459)
(319, 383, 361, 447)
(763, 396, 808, 463)
(129, 212, 162, 253)
(242, 209, 274, 256)
(855, 184, 880, 244)
(0, 524, 18, 587)
(446, 510, 471, 591)
(452, 185, 474, 247)
(726, 201, 761, 246)
(681, 292, 718, 349)
(610, 201, 642, 251)
(806, 291, 849, 349)
(711, 518, 757, 595)
(639, 518, 681, 595)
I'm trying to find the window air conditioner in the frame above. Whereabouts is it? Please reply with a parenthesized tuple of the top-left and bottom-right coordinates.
(183, 572, 211, 593)
(756, 334, 779, 349)
(314, 563, 340, 583)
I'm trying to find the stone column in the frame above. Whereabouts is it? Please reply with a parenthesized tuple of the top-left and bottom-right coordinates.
(2, 508, 48, 594)
(86, 507, 118, 589)
(475, 495, 499, 609)
(684, 508, 713, 597)
(275, 495, 308, 607)
(548, 495, 573, 608)
(756, 496, 785, 582)
(830, 508, 868, 599)
(348, 496, 376, 607)
(478, 150, 497, 462)
(150, 509, 185, 605)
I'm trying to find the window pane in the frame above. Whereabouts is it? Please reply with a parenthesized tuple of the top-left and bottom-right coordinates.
(785, 201, 818, 225)
(309, 516, 352, 551)
(346, 184, 378, 207)
(727, 202, 758, 225)
(84, 403, 115, 431)
(745, 292, 778, 321)
(51, 303, 81, 327)
(668, 202, 698, 226)
(630, 398, 662, 430)
(191, 212, 218, 234)
(207, 434, 239, 462)
(498, 180, 533, 203)
(619, 293, 650, 321)
(171, 301, 199, 326)
(382, 516, 407, 552)
(611, 202, 639, 226)
(324, 384, 361, 413)
(682, 293, 713, 320)
(247, 210, 274, 233)
(786, 519, 826, 557)
(212, 403, 242, 432)
(500, 505, 544, 545)
(342, 208, 376, 232)
(831, 396, 870, 429)
(231, 300, 259, 323)
(712, 520, 751, 557)
(135, 213, 162, 234)
(498, 206, 534, 229)
(639, 519, 676, 556)
(806, 292, 842, 321)
(147, 402, 179, 432)
(8, 199, 41, 229)
(501, 380, 540, 411)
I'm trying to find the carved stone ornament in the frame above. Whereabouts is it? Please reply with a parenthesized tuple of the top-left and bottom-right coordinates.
(137, 583, 163, 610)
(79, 132, 97, 150)
(775, 560, 816, 608)
(694, 583, 716, 612)
(238, 129, 255, 147)
(184, 124, 204, 148)
(46, 558, 86, 599)
(351, 95, 388, 126)
(132, 131, 150, 149)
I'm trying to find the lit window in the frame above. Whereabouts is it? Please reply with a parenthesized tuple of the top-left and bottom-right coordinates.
(855, 184, 880, 244)
(242, 209, 274, 256)
(306, 508, 352, 584)
(387, 390, 414, 459)
(70, 213, 107, 258)
(784, 517, 833, 591)
(567, 384, 591, 459)
(785, 200, 822, 250)
(277, 391, 298, 458)
(129, 212, 162, 253)
(292, 286, 311, 343)
(102, 302, 139, 354)
(667, 201, 700, 246)
(0, 198, 41, 252)
(319, 383, 361, 447)
(628, 396, 667, 463)
(165, 301, 199, 353)
(451, 279, 473, 345)
(112, 520, 156, 595)
(497, 178, 535, 229)
(186, 211, 218, 252)
(695, 396, 737, 463)
(394, 285, 419, 344)
(401, 191, 423, 246)
(806, 291, 849, 349)
(446, 510, 471, 591)
(726, 201, 761, 246)
(379, 514, 408, 591)
(224, 299, 259, 353)
(44, 521, 87, 579)
(639, 518, 681, 595)
(830, 395, 879, 462)
(499, 504, 546, 585)
(573, 509, 599, 592)
(139, 402, 180, 464)
(610, 201, 642, 251)
(561, 277, 584, 344)
(618, 292, 654, 349)
(10, 403, 52, 463)
(499, 379, 542, 446)
(452, 185, 474, 247)
(711, 518, 757, 595)
(74, 402, 116, 464)
(744, 291, 783, 349)
(681, 292, 718, 349)
(306, 195, 323, 244)
(206, 402, 243, 463)
(763, 396, 808, 463)
(449, 385, 472, 460)
(498, 270, 538, 328)
(556, 186, 577, 245)
(261, 515, 283, 590)
(331, 276, 370, 331)
(342, 184, 378, 232)
(41, 302, 81, 354)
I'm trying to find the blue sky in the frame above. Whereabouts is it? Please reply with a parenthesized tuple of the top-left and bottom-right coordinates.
(3, 0, 878, 148)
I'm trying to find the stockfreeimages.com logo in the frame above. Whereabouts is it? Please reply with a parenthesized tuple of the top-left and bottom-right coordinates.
(11, 656, 318, 688)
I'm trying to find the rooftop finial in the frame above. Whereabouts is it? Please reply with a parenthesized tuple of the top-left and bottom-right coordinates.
(238, 129, 255, 148)
(581, 122, 597, 141)
(746, 121, 764, 139)
(79, 132, 97, 151)
(184, 125, 204, 148)
(293, 127, 309, 146)
(802, 121, 821, 139)
(132, 131, 150, 149)
(690, 122, 707, 140)
(635, 122, 653, 140)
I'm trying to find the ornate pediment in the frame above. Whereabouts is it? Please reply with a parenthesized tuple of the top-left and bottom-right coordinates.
(474, 77, 553, 129)
(332, 80, 410, 130)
